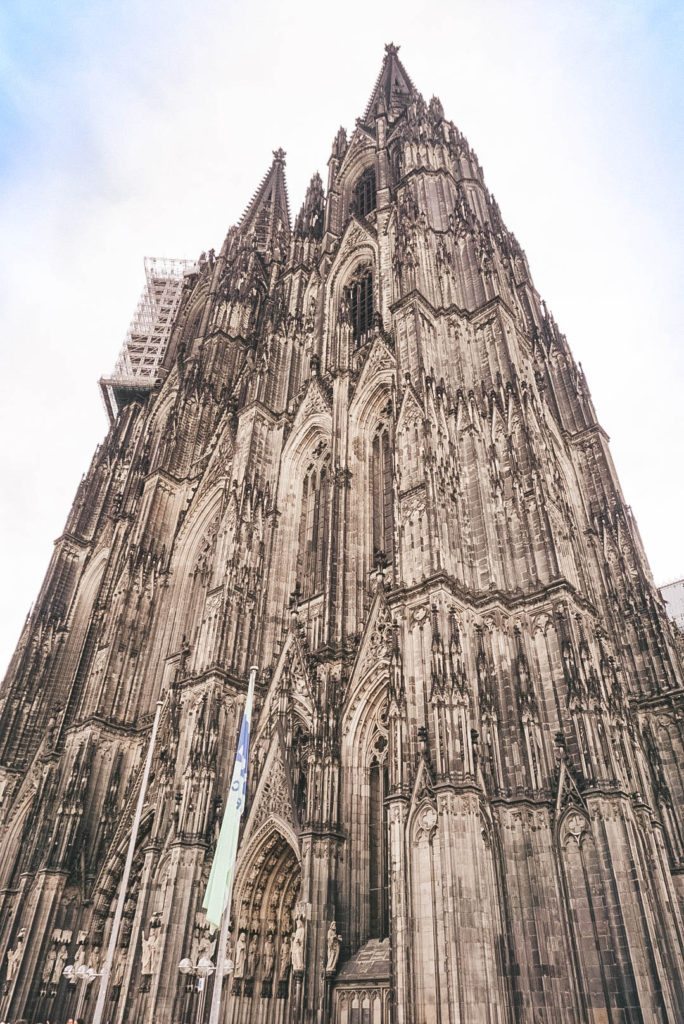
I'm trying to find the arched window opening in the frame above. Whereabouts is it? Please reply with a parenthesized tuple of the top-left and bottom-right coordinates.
(372, 424, 394, 570)
(353, 166, 377, 219)
(344, 268, 374, 347)
(296, 452, 330, 600)
(291, 721, 310, 824)
(369, 730, 389, 939)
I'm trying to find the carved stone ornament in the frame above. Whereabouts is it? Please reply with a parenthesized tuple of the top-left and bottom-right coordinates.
(561, 811, 590, 848)
(250, 748, 291, 834)
(415, 803, 438, 841)
(400, 488, 426, 522)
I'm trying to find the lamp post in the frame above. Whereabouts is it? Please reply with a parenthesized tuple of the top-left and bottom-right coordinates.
(63, 962, 99, 1021)
(179, 954, 221, 1024)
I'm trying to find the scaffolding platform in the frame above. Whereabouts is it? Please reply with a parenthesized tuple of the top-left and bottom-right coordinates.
(99, 256, 198, 422)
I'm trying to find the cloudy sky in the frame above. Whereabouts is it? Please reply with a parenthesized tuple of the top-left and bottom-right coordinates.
(0, 0, 682, 675)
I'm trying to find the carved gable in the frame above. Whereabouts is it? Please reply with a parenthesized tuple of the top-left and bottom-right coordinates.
(242, 729, 298, 846)
(351, 335, 396, 409)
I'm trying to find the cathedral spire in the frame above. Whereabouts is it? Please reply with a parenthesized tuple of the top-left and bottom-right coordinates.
(236, 148, 291, 254)
(362, 42, 418, 127)
(294, 172, 324, 239)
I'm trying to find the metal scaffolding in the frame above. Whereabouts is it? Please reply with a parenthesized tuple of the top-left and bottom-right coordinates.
(100, 257, 197, 422)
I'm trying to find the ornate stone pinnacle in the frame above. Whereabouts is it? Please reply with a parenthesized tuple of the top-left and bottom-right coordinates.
(272, 148, 286, 163)
(385, 42, 399, 56)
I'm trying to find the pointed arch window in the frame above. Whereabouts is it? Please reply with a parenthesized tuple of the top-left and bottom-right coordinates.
(369, 729, 389, 939)
(353, 166, 377, 219)
(296, 451, 330, 600)
(344, 268, 374, 347)
(291, 720, 310, 824)
(372, 424, 394, 570)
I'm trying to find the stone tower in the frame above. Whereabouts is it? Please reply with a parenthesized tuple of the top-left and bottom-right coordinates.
(1, 43, 683, 1024)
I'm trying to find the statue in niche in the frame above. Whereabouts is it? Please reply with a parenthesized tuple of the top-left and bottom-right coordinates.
(233, 930, 247, 979)
(141, 916, 162, 990)
(6, 930, 25, 985)
(197, 927, 216, 960)
(73, 933, 87, 974)
(262, 934, 275, 979)
(291, 916, 305, 973)
(41, 939, 57, 988)
(278, 933, 291, 980)
(325, 921, 342, 973)
(245, 932, 258, 979)
(51, 940, 69, 988)
(113, 947, 127, 989)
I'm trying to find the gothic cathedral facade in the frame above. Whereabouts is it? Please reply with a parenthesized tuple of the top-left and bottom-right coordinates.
(1, 44, 683, 1024)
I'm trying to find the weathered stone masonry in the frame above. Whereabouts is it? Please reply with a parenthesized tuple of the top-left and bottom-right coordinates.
(1, 43, 683, 1024)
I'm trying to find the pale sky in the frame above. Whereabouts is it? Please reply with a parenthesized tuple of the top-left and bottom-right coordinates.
(1, 0, 682, 676)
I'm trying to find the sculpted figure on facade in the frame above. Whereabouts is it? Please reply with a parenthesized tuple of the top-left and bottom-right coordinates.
(141, 918, 162, 978)
(51, 940, 69, 989)
(278, 933, 291, 982)
(291, 916, 305, 974)
(233, 930, 247, 979)
(5, 931, 25, 985)
(325, 921, 342, 973)
(262, 933, 275, 979)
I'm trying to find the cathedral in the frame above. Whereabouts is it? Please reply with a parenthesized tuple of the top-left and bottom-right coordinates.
(2, 43, 684, 1024)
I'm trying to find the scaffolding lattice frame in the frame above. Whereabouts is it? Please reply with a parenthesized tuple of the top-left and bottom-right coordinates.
(100, 256, 197, 422)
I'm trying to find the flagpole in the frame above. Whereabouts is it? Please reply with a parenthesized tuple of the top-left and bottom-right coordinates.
(207, 665, 258, 1024)
(91, 698, 165, 1024)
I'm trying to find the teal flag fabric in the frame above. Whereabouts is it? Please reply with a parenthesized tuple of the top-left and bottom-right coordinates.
(203, 672, 255, 927)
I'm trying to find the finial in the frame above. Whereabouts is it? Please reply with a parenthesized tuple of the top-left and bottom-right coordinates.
(385, 42, 399, 57)
(272, 148, 286, 164)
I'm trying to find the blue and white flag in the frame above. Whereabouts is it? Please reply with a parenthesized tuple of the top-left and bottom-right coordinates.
(203, 668, 256, 928)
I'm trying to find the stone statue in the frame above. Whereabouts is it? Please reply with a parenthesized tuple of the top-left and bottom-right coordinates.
(262, 934, 275, 979)
(73, 940, 86, 973)
(325, 921, 342, 973)
(113, 948, 127, 988)
(233, 930, 247, 979)
(41, 943, 57, 986)
(197, 928, 216, 960)
(141, 927, 161, 976)
(6, 930, 25, 983)
(51, 943, 69, 987)
(278, 934, 291, 979)
(291, 917, 305, 973)
(245, 933, 258, 979)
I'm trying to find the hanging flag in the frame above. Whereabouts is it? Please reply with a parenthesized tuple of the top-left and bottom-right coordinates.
(203, 668, 256, 928)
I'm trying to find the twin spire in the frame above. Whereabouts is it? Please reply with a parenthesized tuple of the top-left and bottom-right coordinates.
(362, 41, 417, 126)
(237, 147, 291, 254)
(233, 44, 419, 247)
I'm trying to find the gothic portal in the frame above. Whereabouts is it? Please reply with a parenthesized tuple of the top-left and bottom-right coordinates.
(1, 43, 684, 1024)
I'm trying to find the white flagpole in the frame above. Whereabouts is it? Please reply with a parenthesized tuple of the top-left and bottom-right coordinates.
(208, 665, 258, 1024)
(91, 698, 164, 1024)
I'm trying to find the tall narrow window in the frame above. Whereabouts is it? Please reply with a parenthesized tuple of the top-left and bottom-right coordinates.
(296, 455, 330, 600)
(369, 733, 389, 939)
(372, 426, 394, 569)
(353, 167, 377, 218)
(344, 269, 374, 346)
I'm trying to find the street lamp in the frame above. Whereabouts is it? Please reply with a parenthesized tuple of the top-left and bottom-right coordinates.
(178, 954, 217, 1024)
(63, 962, 99, 1021)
